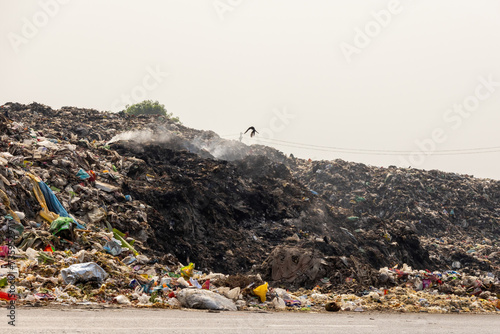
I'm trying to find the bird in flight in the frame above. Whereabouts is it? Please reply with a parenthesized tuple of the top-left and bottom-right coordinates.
(245, 126, 258, 137)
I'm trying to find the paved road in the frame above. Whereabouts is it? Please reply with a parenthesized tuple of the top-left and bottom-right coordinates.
(1, 308, 499, 334)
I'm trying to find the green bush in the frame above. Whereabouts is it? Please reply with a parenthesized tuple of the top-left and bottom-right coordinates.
(124, 100, 180, 123)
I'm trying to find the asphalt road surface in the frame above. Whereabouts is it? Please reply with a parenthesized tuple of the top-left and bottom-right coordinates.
(2, 308, 499, 334)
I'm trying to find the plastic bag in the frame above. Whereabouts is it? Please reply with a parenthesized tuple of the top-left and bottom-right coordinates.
(253, 282, 268, 302)
(177, 277, 190, 288)
(273, 288, 291, 300)
(104, 238, 122, 256)
(61, 262, 108, 285)
(272, 297, 286, 310)
(189, 277, 202, 288)
(49, 217, 73, 235)
(226, 287, 240, 301)
(167, 298, 181, 307)
(115, 295, 131, 304)
(136, 254, 149, 264)
(138, 293, 150, 305)
(73, 250, 86, 263)
(176, 289, 237, 311)
(76, 169, 90, 180)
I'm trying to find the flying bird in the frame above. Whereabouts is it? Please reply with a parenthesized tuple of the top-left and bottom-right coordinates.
(245, 126, 258, 137)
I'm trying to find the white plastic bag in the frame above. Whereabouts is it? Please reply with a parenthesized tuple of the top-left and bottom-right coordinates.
(61, 262, 108, 285)
(115, 295, 131, 304)
(272, 297, 286, 310)
(176, 288, 237, 311)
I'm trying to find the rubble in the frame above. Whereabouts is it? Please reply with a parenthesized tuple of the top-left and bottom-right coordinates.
(0, 102, 498, 313)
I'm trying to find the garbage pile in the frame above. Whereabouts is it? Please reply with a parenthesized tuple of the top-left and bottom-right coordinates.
(0, 102, 499, 313)
(5, 247, 500, 313)
(286, 158, 500, 276)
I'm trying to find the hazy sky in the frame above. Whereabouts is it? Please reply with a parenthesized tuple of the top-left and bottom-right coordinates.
(1, 0, 500, 179)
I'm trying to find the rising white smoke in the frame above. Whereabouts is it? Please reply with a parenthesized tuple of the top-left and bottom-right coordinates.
(107, 129, 173, 145)
(107, 129, 252, 161)
(191, 134, 249, 160)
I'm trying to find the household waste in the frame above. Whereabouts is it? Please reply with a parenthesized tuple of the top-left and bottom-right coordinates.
(0, 102, 498, 313)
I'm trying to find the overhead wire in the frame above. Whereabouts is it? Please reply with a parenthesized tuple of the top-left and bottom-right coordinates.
(258, 138, 500, 154)
(219, 134, 500, 156)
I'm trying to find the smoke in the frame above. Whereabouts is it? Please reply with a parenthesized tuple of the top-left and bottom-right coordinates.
(108, 128, 266, 161)
(189, 134, 249, 160)
(107, 129, 173, 145)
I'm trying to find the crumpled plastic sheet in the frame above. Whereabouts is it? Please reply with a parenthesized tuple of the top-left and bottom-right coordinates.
(61, 262, 108, 285)
(176, 288, 237, 311)
(103, 239, 122, 256)
(38, 180, 85, 229)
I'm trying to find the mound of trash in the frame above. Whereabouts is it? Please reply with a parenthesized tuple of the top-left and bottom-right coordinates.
(0, 102, 498, 313)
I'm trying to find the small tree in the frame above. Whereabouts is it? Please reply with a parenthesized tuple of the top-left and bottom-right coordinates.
(124, 100, 180, 122)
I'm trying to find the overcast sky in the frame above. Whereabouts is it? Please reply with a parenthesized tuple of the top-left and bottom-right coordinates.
(1, 0, 499, 179)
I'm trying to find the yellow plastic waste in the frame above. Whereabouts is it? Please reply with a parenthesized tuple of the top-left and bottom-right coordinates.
(180, 262, 195, 278)
(27, 173, 59, 222)
(253, 282, 268, 302)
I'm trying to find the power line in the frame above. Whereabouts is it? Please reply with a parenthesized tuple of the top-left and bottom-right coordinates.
(219, 134, 500, 156)
(259, 138, 500, 156)
(259, 137, 500, 154)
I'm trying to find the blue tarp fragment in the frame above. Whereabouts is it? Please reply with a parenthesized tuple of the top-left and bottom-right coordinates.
(38, 181, 85, 229)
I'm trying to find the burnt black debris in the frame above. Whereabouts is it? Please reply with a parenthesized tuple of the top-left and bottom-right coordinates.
(0, 102, 499, 310)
